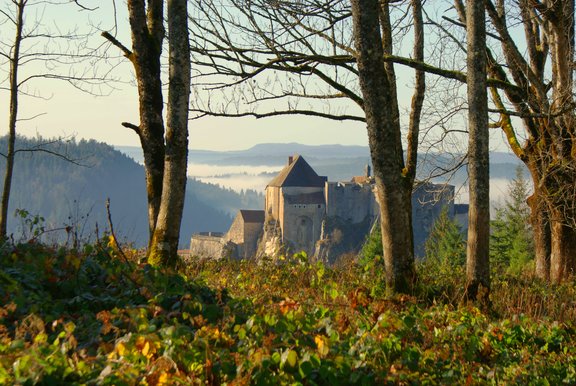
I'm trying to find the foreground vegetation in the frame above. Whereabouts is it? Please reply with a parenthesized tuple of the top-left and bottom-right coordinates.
(0, 240, 575, 385)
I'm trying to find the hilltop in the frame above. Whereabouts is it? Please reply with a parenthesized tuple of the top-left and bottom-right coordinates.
(0, 136, 261, 246)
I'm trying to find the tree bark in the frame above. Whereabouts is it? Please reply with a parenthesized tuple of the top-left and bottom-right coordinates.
(126, 0, 166, 244)
(529, 197, 551, 281)
(0, 0, 25, 241)
(351, 0, 416, 295)
(465, 0, 490, 302)
(527, 170, 551, 281)
(148, 0, 191, 266)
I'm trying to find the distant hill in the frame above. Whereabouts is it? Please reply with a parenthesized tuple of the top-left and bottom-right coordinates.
(0, 137, 261, 247)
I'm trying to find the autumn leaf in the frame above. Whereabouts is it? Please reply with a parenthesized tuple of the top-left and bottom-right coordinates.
(314, 335, 329, 357)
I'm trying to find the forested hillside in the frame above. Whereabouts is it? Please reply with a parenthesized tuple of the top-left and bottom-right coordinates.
(0, 136, 261, 246)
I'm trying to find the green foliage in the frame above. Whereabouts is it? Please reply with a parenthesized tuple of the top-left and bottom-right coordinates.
(1, 241, 575, 384)
(424, 206, 466, 267)
(360, 223, 382, 262)
(14, 209, 46, 241)
(417, 207, 466, 305)
(490, 165, 534, 275)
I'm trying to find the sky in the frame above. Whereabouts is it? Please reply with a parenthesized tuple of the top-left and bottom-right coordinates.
(9, 78, 369, 150)
(0, 0, 514, 153)
(0, 0, 371, 151)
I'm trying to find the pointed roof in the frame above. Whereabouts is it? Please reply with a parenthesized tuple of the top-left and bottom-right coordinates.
(267, 155, 326, 188)
(239, 209, 265, 223)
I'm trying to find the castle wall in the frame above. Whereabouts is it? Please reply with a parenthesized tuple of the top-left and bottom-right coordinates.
(278, 186, 323, 247)
(242, 222, 263, 258)
(281, 203, 325, 256)
(190, 235, 225, 259)
(411, 183, 455, 257)
(325, 182, 378, 223)
(226, 215, 244, 244)
(265, 186, 282, 221)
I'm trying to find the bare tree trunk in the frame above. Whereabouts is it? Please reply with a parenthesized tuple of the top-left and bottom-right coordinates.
(148, 0, 190, 266)
(351, 0, 416, 295)
(550, 209, 576, 282)
(105, 0, 192, 266)
(527, 189, 551, 281)
(465, 0, 490, 302)
(0, 0, 25, 241)
(126, 0, 166, 244)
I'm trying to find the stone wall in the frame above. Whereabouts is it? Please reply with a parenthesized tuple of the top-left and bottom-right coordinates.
(226, 215, 244, 244)
(281, 203, 324, 256)
(325, 182, 378, 223)
(412, 183, 455, 257)
(265, 186, 282, 220)
(280, 186, 325, 256)
(242, 222, 263, 259)
(189, 235, 226, 259)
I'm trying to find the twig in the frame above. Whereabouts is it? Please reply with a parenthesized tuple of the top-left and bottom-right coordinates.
(105, 198, 132, 268)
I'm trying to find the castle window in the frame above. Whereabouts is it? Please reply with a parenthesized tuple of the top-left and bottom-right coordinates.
(303, 205, 306, 208)
(318, 205, 321, 208)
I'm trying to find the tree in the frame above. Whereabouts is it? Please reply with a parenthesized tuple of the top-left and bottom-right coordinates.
(481, 0, 576, 283)
(103, 0, 190, 266)
(188, 0, 365, 123)
(425, 0, 576, 282)
(1, 0, 25, 241)
(361, 223, 382, 262)
(490, 165, 534, 274)
(464, 0, 490, 301)
(0, 0, 113, 241)
(424, 206, 466, 267)
(350, 0, 424, 294)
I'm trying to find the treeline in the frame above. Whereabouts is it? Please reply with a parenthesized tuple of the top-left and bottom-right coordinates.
(0, 136, 260, 246)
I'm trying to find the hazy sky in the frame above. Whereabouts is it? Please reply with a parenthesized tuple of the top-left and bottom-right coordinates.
(0, 0, 514, 152)
(10, 79, 369, 150)
(0, 0, 370, 151)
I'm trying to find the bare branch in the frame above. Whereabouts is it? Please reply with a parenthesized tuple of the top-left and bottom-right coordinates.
(189, 108, 365, 122)
(101, 31, 133, 60)
(121, 121, 141, 134)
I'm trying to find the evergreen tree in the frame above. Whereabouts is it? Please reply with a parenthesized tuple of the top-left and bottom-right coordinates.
(490, 165, 534, 274)
(361, 222, 382, 261)
(424, 206, 466, 267)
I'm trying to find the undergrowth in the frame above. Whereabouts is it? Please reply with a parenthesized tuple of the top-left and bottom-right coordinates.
(0, 242, 575, 385)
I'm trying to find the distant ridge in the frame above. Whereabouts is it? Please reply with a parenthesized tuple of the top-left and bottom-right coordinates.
(117, 143, 521, 165)
(115, 143, 525, 185)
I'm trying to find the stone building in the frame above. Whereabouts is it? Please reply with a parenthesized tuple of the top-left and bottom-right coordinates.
(190, 154, 463, 261)
(264, 155, 328, 256)
(189, 210, 264, 260)
(227, 210, 265, 259)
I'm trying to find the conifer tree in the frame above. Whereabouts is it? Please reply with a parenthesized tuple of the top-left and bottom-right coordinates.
(490, 165, 534, 274)
(424, 206, 466, 268)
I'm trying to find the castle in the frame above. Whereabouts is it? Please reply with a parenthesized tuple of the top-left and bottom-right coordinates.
(190, 155, 462, 262)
